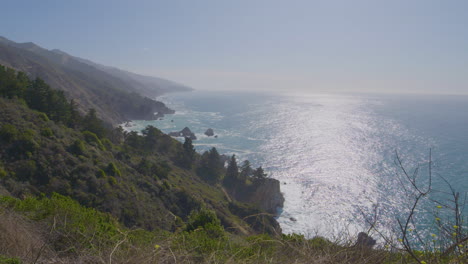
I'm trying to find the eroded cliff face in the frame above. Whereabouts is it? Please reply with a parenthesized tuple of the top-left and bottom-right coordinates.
(228, 178, 285, 216)
(221, 170, 285, 235)
(221, 176, 285, 235)
(248, 178, 285, 215)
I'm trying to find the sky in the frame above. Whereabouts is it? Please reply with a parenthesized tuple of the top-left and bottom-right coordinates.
(2, 0, 468, 94)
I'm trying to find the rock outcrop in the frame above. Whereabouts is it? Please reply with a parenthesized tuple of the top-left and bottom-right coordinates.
(168, 127, 197, 140)
(204, 128, 214, 137)
(355, 232, 376, 248)
(248, 178, 285, 215)
(226, 177, 284, 216)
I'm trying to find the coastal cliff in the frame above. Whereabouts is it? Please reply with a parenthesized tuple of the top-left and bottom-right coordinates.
(224, 175, 284, 216)
(248, 178, 285, 215)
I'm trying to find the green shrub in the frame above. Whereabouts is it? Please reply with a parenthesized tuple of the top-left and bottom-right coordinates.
(308, 236, 332, 248)
(176, 225, 228, 256)
(69, 139, 86, 156)
(173, 209, 227, 256)
(185, 208, 223, 235)
(40, 127, 53, 137)
(101, 138, 113, 150)
(14, 160, 37, 181)
(96, 169, 106, 178)
(0, 165, 7, 179)
(37, 112, 49, 122)
(282, 233, 306, 243)
(155, 161, 171, 179)
(9, 130, 39, 158)
(0, 255, 21, 264)
(21, 129, 35, 139)
(82, 131, 105, 150)
(0, 124, 18, 142)
(108, 176, 117, 185)
(105, 162, 121, 177)
(15, 98, 27, 107)
(162, 180, 171, 190)
(0, 193, 123, 251)
(245, 234, 276, 256)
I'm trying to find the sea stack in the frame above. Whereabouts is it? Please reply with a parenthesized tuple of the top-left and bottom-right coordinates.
(168, 127, 197, 140)
(204, 128, 214, 137)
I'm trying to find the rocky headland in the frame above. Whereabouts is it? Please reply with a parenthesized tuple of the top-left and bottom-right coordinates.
(225, 177, 284, 216)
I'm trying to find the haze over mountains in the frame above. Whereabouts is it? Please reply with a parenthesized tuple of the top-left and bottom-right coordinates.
(0, 36, 192, 124)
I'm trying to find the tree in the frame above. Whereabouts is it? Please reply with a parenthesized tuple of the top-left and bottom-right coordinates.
(105, 162, 121, 177)
(175, 137, 196, 169)
(26, 78, 49, 113)
(198, 147, 224, 183)
(0, 66, 83, 126)
(124, 131, 142, 149)
(0, 66, 28, 98)
(252, 166, 267, 180)
(183, 137, 196, 160)
(240, 160, 253, 181)
(82, 109, 107, 139)
(67, 99, 82, 128)
(142, 125, 161, 152)
(223, 155, 239, 186)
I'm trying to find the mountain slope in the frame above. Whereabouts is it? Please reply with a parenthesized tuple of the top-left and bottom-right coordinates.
(68, 51, 192, 98)
(0, 37, 189, 124)
(0, 66, 281, 235)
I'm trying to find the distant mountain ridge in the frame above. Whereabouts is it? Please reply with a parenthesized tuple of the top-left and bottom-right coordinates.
(0, 36, 192, 124)
(68, 52, 192, 98)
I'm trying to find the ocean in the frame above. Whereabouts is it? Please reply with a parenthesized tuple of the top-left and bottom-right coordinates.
(124, 90, 468, 240)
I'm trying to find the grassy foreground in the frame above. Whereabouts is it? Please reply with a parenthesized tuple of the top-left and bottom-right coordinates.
(0, 65, 466, 264)
(1, 194, 465, 264)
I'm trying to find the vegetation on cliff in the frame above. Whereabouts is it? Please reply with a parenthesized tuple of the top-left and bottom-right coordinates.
(0, 37, 181, 124)
(0, 65, 466, 263)
(0, 65, 287, 262)
(0, 64, 282, 233)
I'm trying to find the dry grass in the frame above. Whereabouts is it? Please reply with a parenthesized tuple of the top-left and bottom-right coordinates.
(0, 208, 101, 264)
(0, 210, 396, 264)
(1, 204, 464, 264)
(0, 208, 53, 263)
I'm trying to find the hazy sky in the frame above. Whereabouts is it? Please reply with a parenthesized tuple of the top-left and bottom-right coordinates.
(2, 0, 468, 94)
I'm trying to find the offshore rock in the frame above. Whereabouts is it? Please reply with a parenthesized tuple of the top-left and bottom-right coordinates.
(204, 128, 214, 137)
(168, 127, 197, 140)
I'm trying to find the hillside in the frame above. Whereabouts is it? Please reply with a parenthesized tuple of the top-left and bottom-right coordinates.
(0, 64, 281, 232)
(0, 66, 465, 263)
(0, 36, 191, 125)
(70, 52, 192, 98)
(0, 66, 404, 264)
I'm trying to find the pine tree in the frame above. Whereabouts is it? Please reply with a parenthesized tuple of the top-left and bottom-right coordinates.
(68, 99, 82, 128)
(82, 109, 107, 138)
(198, 147, 224, 183)
(176, 137, 196, 169)
(183, 137, 196, 160)
(253, 166, 267, 180)
(142, 125, 161, 152)
(240, 160, 253, 181)
(223, 155, 239, 185)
